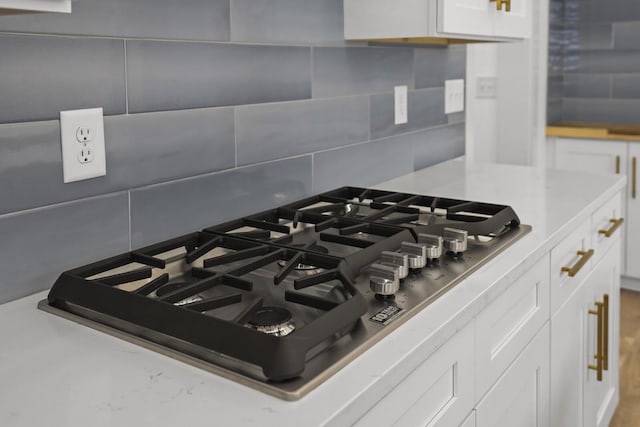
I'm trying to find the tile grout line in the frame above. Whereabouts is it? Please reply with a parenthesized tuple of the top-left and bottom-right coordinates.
(128, 190, 132, 251)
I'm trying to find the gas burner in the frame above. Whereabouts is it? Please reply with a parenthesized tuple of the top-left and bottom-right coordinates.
(277, 259, 320, 271)
(247, 307, 296, 337)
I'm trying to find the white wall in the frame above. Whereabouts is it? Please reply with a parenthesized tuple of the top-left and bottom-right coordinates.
(466, 0, 549, 168)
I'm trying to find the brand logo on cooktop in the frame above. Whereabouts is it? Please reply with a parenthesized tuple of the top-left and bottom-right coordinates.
(369, 306, 403, 326)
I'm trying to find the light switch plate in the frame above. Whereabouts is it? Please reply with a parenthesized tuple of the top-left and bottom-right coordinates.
(60, 108, 106, 183)
(476, 76, 497, 99)
(394, 85, 408, 125)
(445, 79, 465, 114)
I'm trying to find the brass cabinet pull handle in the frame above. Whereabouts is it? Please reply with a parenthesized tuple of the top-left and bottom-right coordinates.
(633, 157, 637, 199)
(561, 249, 594, 277)
(490, 0, 511, 12)
(598, 218, 624, 238)
(588, 300, 604, 381)
(603, 294, 609, 371)
(616, 155, 620, 174)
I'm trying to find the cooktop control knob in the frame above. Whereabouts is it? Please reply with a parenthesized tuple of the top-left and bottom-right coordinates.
(401, 242, 427, 270)
(444, 228, 468, 256)
(369, 263, 400, 298)
(380, 251, 409, 279)
(417, 233, 443, 261)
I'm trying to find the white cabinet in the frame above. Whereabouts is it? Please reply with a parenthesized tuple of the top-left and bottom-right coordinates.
(475, 254, 549, 400)
(549, 197, 621, 427)
(627, 144, 640, 278)
(583, 247, 620, 427)
(552, 137, 635, 279)
(354, 320, 475, 427)
(344, 0, 531, 43)
(476, 324, 550, 427)
(0, 0, 70, 14)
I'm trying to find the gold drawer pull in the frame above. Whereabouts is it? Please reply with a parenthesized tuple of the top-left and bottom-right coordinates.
(633, 157, 637, 199)
(588, 300, 604, 381)
(598, 218, 624, 238)
(603, 294, 609, 371)
(490, 0, 511, 12)
(616, 155, 620, 174)
(561, 249, 594, 277)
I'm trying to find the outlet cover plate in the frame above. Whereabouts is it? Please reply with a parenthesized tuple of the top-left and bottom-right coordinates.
(394, 85, 408, 125)
(445, 79, 465, 114)
(60, 108, 106, 183)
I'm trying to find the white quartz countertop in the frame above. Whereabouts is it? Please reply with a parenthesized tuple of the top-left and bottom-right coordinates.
(0, 160, 626, 427)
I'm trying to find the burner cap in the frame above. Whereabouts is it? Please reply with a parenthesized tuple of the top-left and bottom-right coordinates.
(248, 307, 292, 327)
(248, 307, 296, 337)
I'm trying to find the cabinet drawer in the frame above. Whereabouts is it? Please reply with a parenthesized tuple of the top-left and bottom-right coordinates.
(354, 320, 475, 427)
(475, 254, 550, 400)
(551, 217, 593, 314)
(476, 323, 550, 427)
(591, 192, 624, 261)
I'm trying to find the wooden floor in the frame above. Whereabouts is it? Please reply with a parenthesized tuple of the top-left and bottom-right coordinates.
(609, 289, 640, 426)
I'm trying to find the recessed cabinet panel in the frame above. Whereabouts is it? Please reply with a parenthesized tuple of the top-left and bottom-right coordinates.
(555, 138, 627, 176)
(476, 324, 550, 427)
(353, 321, 475, 427)
(476, 254, 550, 400)
(437, 0, 493, 37)
(493, 0, 531, 38)
(583, 245, 620, 427)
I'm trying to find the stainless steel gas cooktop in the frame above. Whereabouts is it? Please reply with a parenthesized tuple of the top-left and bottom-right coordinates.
(39, 187, 531, 400)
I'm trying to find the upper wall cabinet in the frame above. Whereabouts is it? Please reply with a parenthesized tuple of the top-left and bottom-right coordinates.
(0, 0, 71, 14)
(344, 0, 531, 44)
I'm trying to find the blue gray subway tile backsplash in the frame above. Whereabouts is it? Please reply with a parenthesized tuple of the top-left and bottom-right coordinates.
(130, 156, 313, 248)
(312, 47, 415, 98)
(0, 1, 465, 302)
(0, 35, 126, 123)
(127, 41, 312, 113)
(0, 193, 130, 305)
(231, 0, 344, 44)
(548, 0, 640, 124)
(236, 97, 369, 166)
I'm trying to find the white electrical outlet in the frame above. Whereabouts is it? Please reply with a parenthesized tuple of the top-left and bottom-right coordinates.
(445, 79, 465, 114)
(60, 108, 106, 183)
(394, 85, 408, 125)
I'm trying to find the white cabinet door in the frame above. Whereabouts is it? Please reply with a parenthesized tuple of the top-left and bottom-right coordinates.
(583, 244, 620, 427)
(550, 278, 587, 427)
(555, 138, 628, 176)
(475, 254, 549, 400)
(0, 0, 70, 14)
(551, 242, 621, 427)
(476, 323, 550, 427)
(437, 0, 493, 37)
(493, 0, 531, 38)
(354, 321, 475, 427)
(627, 144, 640, 278)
